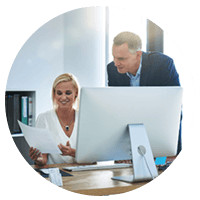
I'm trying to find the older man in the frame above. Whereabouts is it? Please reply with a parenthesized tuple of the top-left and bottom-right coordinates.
(107, 31, 182, 154)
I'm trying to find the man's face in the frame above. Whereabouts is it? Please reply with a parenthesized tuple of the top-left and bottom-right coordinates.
(112, 43, 141, 75)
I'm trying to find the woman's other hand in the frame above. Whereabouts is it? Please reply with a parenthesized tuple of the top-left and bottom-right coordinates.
(58, 141, 75, 157)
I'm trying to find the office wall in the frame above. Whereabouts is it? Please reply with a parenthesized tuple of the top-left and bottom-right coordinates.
(63, 7, 105, 87)
(6, 7, 106, 117)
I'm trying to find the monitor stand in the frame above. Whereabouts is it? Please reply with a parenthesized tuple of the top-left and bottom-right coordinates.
(112, 124, 158, 183)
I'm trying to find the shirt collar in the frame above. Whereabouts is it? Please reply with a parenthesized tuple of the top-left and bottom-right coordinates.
(126, 56, 142, 78)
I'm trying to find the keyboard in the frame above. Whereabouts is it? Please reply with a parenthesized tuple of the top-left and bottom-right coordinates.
(63, 163, 132, 172)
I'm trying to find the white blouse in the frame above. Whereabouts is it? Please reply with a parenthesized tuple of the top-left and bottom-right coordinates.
(35, 109, 78, 164)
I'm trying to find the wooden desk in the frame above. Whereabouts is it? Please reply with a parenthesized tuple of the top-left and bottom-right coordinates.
(33, 157, 175, 196)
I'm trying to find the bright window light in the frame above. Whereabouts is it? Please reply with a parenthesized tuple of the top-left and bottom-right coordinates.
(164, 32, 195, 146)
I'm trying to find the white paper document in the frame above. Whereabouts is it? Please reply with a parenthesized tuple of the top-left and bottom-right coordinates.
(18, 120, 62, 154)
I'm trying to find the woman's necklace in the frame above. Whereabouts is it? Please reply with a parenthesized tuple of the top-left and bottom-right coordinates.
(57, 112, 75, 131)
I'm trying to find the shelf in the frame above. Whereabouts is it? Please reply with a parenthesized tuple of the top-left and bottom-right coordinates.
(12, 133, 24, 138)
(6, 89, 36, 92)
(5, 90, 36, 130)
(6, 90, 35, 165)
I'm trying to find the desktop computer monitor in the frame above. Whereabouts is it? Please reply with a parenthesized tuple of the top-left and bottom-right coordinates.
(75, 87, 183, 164)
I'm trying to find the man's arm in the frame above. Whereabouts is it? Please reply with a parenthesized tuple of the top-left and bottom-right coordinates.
(160, 57, 180, 86)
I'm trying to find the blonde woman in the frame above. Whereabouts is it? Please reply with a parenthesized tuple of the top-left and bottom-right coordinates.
(29, 73, 80, 165)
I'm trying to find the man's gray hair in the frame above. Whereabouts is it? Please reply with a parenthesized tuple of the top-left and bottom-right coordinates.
(113, 31, 142, 55)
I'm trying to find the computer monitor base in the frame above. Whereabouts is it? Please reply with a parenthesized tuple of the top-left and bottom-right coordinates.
(112, 124, 158, 183)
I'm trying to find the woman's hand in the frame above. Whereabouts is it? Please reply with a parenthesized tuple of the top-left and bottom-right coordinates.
(29, 147, 48, 166)
(58, 141, 75, 157)
(29, 147, 42, 161)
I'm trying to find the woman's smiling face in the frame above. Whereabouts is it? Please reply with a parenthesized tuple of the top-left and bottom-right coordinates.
(53, 81, 77, 109)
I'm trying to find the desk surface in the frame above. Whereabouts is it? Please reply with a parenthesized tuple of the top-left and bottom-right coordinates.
(33, 157, 175, 196)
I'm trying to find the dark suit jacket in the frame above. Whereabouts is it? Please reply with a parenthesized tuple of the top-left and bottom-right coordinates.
(107, 51, 180, 87)
(107, 51, 182, 154)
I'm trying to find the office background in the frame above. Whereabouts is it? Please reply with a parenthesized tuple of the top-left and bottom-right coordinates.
(6, 6, 195, 147)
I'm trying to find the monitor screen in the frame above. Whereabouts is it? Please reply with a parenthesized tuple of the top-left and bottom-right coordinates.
(75, 87, 183, 163)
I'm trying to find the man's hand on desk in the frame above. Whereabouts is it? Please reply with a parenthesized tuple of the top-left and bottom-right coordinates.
(58, 141, 75, 158)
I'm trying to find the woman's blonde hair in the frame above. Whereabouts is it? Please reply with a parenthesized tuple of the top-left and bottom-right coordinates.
(52, 73, 80, 110)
